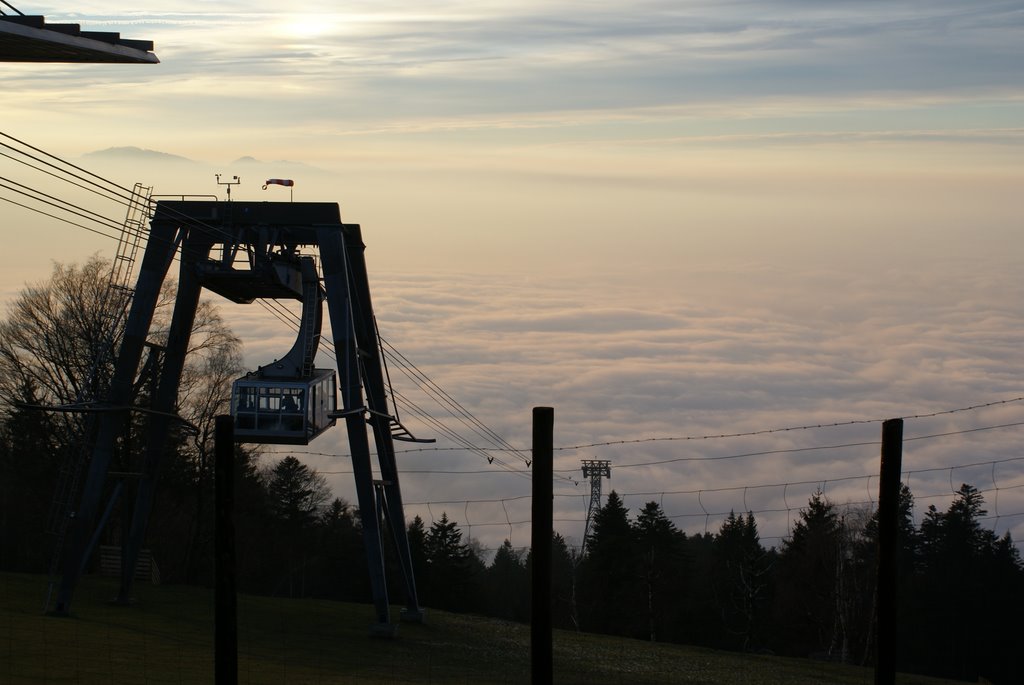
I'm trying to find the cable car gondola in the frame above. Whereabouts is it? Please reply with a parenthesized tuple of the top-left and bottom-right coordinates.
(232, 368, 336, 445)
(228, 255, 336, 445)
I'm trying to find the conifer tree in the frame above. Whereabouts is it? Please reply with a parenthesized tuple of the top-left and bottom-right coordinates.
(264, 456, 330, 596)
(423, 513, 481, 611)
(634, 501, 686, 642)
(773, 491, 840, 657)
(714, 510, 770, 650)
(912, 483, 1022, 683)
(577, 491, 639, 636)
(485, 540, 528, 620)
(310, 498, 366, 601)
(406, 515, 428, 586)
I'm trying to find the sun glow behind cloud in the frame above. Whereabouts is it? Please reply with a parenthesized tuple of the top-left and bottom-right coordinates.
(277, 14, 337, 40)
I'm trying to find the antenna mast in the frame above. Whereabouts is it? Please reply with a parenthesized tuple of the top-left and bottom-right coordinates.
(215, 174, 240, 201)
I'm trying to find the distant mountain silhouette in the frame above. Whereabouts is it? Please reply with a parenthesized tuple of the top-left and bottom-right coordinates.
(82, 146, 200, 165)
(79, 148, 330, 177)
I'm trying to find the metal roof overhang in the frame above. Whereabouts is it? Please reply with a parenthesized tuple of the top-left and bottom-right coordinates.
(0, 15, 158, 63)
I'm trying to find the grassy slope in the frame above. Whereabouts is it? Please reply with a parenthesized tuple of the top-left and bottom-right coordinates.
(1, 572, 961, 685)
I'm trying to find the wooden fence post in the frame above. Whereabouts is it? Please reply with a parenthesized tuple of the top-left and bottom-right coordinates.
(215, 414, 238, 685)
(531, 407, 554, 685)
(875, 417, 903, 685)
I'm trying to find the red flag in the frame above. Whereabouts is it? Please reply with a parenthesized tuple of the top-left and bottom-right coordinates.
(262, 178, 295, 189)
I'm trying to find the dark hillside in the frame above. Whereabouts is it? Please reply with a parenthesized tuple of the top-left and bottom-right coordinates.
(1, 572, 966, 685)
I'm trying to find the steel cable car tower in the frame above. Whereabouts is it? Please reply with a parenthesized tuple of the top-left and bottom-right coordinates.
(52, 199, 427, 634)
(580, 459, 611, 556)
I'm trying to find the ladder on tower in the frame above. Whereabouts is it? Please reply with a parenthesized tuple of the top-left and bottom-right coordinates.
(109, 182, 151, 310)
(43, 183, 153, 612)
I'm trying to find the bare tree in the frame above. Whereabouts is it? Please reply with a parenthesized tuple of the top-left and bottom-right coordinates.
(0, 255, 244, 576)
(0, 254, 240, 424)
(0, 257, 128, 436)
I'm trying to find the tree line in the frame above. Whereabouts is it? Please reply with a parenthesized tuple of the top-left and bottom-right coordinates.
(0, 258, 1021, 684)
(572, 485, 1021, 684)
(388, 482, 1019, 685)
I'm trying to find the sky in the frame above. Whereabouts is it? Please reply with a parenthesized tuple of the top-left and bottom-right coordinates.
(2, 1, 1023, 554)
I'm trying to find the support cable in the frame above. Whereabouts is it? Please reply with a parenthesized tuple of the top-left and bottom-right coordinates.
(256, 297, 547, 480)
(380, 337, 531, 465)
(0, 176, 128, 232)
(395, 477, 1024, 551)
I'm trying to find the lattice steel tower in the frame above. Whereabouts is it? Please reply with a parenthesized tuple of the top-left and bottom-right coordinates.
(580, 459, 611, 554)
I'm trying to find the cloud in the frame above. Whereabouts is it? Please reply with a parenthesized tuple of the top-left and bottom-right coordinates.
(233, 248, 1024, 553)
(9, 1, 1024, 152)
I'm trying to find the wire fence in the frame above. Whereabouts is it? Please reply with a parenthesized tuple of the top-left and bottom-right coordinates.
(282, 404, 1024, 555)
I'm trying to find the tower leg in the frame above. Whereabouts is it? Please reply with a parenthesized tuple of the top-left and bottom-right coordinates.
(380, 475, 424, 623)
(54, 225, 181, 614)
(339, 225, 423, 619)
(376, 478, 424, 622)
(318, 226, 394, 633)
(118, 234, 212, 603)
